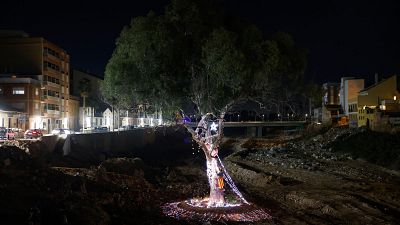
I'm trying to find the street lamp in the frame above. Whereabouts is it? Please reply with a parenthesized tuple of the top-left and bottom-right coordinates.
(237, 114, 240, 122)
(262, 114, 265, 121)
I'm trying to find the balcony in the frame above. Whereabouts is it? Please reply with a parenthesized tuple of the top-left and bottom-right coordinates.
(43, 109, 60, 117)
(44, 66, 60, 73)
(43, 51, 61, 61)
(42, 95, 60, 102)
(42, 81, 60, 88)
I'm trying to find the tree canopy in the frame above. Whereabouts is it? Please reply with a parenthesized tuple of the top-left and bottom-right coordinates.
(102, 0, 308, 119)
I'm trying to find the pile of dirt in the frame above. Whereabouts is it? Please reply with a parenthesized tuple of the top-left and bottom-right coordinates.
(99, 157, 146, 177)
(0, 143, 35, 169)
(222, 130, 400, 225)
(329, 130, 400, 170)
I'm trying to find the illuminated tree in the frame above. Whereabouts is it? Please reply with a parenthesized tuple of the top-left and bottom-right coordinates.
(103, 0, 306, 208)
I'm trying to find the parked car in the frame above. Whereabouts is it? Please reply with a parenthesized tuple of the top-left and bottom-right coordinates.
(24, 129, 43, 139)
(11, 128, 22, 132)
(51, 128, 74, 135)
(118, 125, 136, 131)
(94, 127, 108, 133)
(0, 127, 15, 140)
(80, 127, 94, 133)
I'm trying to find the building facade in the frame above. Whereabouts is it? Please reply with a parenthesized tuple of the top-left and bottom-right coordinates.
(339, 77, 365, 127)
(0, 76, 41, 130)
(70, 69, 102, 99)
(358, 75, 400, 130)
(0, 32, 70, 132)
(321, 83, 341, 125)
(68, 95, 80, 131)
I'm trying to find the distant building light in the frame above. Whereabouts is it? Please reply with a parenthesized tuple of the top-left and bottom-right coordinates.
(394, 96, 397, 101)
(86, 117, 91, 127)
(63, 117, 69, 128)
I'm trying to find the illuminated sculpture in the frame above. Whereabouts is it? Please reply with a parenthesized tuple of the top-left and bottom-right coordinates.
(162, 113, 271, 222)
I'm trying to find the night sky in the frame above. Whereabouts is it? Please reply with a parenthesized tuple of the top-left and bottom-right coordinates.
(1, 0, 399, 84)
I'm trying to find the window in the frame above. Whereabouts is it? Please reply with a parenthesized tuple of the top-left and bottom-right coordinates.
(13, 87, 25, 95)
(35, 88, 39, 95)
(44, 61, 60, 71)
(44, 89, 59, 98)
(44, 103, 60, 111)
(44, 47, 60, 59)
(35, 103, 39, 110)
(44, 75, 60, 84)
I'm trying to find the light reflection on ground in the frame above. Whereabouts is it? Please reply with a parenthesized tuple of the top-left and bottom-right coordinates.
(162, 198, 271, 222)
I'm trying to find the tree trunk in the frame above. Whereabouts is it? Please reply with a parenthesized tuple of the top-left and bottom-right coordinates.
(206, 155, 224, 207)
(189, 113, 225, 206)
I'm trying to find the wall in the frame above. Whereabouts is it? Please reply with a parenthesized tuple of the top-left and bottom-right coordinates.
(344, 79, 364, 115)
(68, 96, 80, 130)
(0, 38, 43, 74)
(0, 79, 41, 130)
(358, 75, 399, 107)
(58, 126, 192, 167)
(71, 69, 102, 100)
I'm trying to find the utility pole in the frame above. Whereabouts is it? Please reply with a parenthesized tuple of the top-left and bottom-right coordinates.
(82, 95, 86, 132)
(309, 97, 312, 121)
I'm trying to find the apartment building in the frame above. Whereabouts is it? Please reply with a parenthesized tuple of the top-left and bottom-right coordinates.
(339, 77, 365, 127)
(0, 31, 70, 132)
(0, 76, 41, 130)
(358, 75, 400, 129)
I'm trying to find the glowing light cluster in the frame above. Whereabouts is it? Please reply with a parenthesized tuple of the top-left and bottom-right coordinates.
(162, 113, 272, 222)
(162, 200, 271, 222)
(216, 155, 248, 204)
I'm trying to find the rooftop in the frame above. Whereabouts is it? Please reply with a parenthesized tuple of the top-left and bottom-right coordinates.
(360, 74, 399, 92)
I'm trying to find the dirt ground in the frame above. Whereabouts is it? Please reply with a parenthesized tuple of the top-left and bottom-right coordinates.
(0, 128, 399, 225)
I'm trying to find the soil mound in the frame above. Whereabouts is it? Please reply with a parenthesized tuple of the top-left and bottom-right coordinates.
(99, 157, 146, 176)
(0, 143, 34, 169)
(330, 130, 400, 170)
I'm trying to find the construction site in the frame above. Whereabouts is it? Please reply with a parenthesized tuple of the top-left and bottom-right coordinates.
(0, 125, 399, 225)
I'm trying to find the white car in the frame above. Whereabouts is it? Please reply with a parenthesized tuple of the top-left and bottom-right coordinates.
(51, 128, 74, 135)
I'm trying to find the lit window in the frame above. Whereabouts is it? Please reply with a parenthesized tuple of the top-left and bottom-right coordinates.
(13, 87, 25, 95)
(35, 88, 39, 95)
(35, 103, 39, 110)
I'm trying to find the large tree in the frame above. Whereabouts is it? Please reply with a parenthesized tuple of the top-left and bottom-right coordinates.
(102, 0, 306, 206)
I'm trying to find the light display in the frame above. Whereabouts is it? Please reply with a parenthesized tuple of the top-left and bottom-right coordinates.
(162, 113, 272, 222)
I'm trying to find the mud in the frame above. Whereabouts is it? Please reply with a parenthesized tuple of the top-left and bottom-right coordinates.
(0, 127, 399, 225)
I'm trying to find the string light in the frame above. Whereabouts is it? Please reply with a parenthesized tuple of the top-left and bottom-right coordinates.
(210, 122, 218, 131)
(163, 113, 271, 222)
